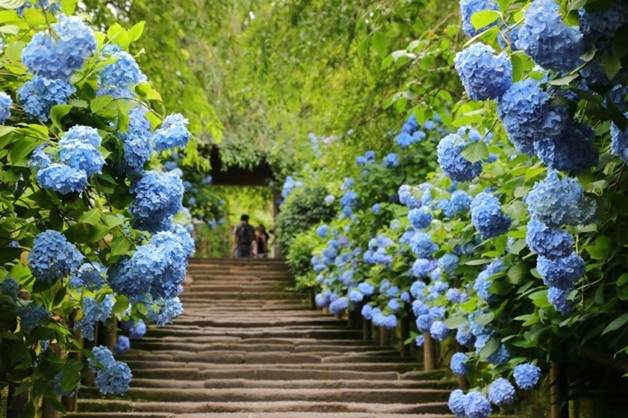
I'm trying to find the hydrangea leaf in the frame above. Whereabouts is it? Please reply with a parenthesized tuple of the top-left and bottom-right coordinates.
(470, 10, 501, 31)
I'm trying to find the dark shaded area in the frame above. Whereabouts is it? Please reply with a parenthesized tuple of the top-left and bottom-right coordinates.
(208, 147, 275, 186)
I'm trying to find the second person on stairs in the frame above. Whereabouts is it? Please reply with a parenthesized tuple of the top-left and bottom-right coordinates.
(234, 214, 255, 257)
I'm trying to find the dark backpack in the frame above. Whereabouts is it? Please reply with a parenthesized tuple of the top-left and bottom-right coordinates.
(236, 224, 255, 246)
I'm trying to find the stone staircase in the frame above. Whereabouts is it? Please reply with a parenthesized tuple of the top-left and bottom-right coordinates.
(67, 258, 455, 418)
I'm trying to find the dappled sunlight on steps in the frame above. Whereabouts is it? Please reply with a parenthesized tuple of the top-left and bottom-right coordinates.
(66, 258, 456, 418)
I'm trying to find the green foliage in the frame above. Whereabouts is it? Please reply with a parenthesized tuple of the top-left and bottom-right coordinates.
(277, 185, 336, 255)
(286, 229, 320, 290)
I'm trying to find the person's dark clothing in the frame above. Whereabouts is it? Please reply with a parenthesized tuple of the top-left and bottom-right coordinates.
(256, 231, 270, 256)
(235, 223, 255, 257)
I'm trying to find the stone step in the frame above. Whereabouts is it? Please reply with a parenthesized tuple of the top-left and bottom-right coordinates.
(179, 292, 296, 300)
(125, 377, 454, 390)
(130, 341, 391, 353)
(68, 413, 452, 418)
(166, 318, 342, 328)
(145, 327, 363, 339)
(76, 399, 450, 414)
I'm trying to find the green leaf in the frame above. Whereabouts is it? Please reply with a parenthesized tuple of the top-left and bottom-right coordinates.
(529, 289, 551, 308)
(0, 0, 25, 9)
(60, 0, 77, 15)
(78, 209, 101, 226)
(9, 136, 43, 166)
(601, 312, 628, 335)
(50, 104, 72, 131)
(128, 21, 145, 42)
(461, 141, 488, 163)
(507, 263, 528, 284)
(586, 235, 611, 260)
(0, 24, 19, 34)
(110, 235, 131, 257)
(470, 10, 501, 30)
(23, 7, 46, 27)
(478, 338, 499, 360)
(444, 316, 468, 329)
(90, 95, 117, 118)
(548, 73, 578, 86)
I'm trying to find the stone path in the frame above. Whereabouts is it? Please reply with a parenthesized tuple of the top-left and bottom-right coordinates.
(68, 258, 454, 418)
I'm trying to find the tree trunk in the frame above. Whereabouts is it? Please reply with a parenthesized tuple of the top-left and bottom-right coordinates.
(550, 361, 569, 418)
(399, 315, 410, 359)
(422, 332, 438, 371)
(362, 319, 372, 341)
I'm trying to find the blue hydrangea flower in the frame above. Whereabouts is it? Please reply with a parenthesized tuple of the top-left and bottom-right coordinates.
(488, 344, 511, 366)
(18, 76, 75, 120)
(471, 192, 511, 238)
(445, 190, 472, 217)
(513, 363, 542, 390)
(438, 253, 459, 275)
(525, 171, 595, 227)
(147, 297, 183, 326)
(537, 252, 584, 289)
(22, 15, 97, 79)
(70, 262, 106, 291)
(408, 207, 432, 229)
(114, 335, 130, 354)
(579, 3, 628, 49)
(456, 326, 475, 347)
(0, 91, 12, 123)
(460, 0, 499, 37)
(415, 335, 425, 346)
(17, 304, 48, 333)
(340, 190, 358, 217)
(412, 299, 429, 317)
(387, 298, 400, 312)
(411, 258, 436, 278)
(446, 288, 468, 303)
(324, 194, 335, 205)
(437, 132, 482, 182)
(29, 230, 83, 283)
(383, 152, 399, 168)
(130, 170, 184, 232)
(348, 289, 363, 303)
(1, 278, 18, 300)
(171, 223, 195, 258)
(526, 219, 574, 258)
(75, 295, 114, 341)
(416, 313, 434, 332)
(517, 0, 584, 72)
(316, 224, 329, 238)
(410, 232, 438, 258)
(118, 106, 152, 175)
(464, 391, 492, 418)
(99, 45, 146, 94)
(533, 122, 598, 173)
(124, 319, 147, 339)
(455, 43, 512, 100)
(450, 352, 469, 376)
(88, 346, 132, 395)
(282, 176, 303, 199)
(398, 184, 419, 208)
(357, 282, 374, 296)
(30, 145, 52, 170)
(361, 304, 373, 320)
(488, 378, 516, 406)
(153, 114, 191, 151)
(547, 286, 573, 314)
(611, 114, 628, 163)
(498, 79, 563, 155)
(329, 296, 349, 316)
(59, 126, 104, 176)
(371, 203, 381, 214)
(448, 389, 467, 418)
(36, 163, 88, 195)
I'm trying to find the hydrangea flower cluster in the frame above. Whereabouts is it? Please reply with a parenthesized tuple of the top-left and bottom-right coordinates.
(454, 43, 512, 101)
(88, 346, 132, 395)
(383, 152, 399, 168)
(123, 319, 147, 339)
(129, 170, 184, 232)
(99, 45, 146, 97)
(114, 335, 131, 354)
(70, 262, 106, 291)
(281, 176, 303, 199)
(437, 129, 483, 182)
(470, 192, 511, 238)
(18, 76, 75, 120)
(153, 114, 191, 151)
(516, 0, 583, 72)
(513, 363, 542, 390)
(147, 297, 183, 326)
(363, 235, 394, 266)
(395, 115, 427, 148)
(17, 304, 49, 334)
(0, 91, 12, 123)
(611, 115, 628, 163)
(487, 378, 516, 406)
(58, 125, 104, 175)
(473, 259, 505, 301)
(459, 0, 499, 37)
(118, 106, 152, 174)
(356, 150, 375, 166)
(75, 295, 114, 341)
(28, 230, 83, 283)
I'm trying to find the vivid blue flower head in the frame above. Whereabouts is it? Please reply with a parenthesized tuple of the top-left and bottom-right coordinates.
(446, 288, 468, 304)
(17, 304, 48, 333)
(171, 223, 195, 258)
(450, 352, 468, 376)
(438, 253, 459, 275)
(408, 207, 432, 229)
(357, 282, 374, 296)
(518, 0, 583, 72)
(460, 0, 499, 37)
(147, 297, 183, 326)
(0, 91, 12, 123)
(118, 106, 152, 175)
(36, 163, 88, 195)
(513, 363, 542, 390)
(30, 145, 52, 170)
(448, 389, 467, 418)
(525, 171, 595, 227)
(455, 43, 512, 101)
(75, 295, 114, 341)
(488, 344, 511, 366)
(18, 76, 75, 120)
(416, 313, 434, 332)
(498, 79, 563, 155)
(411, 258, 436, 279)
(537, 252, 584, 290)
(464, 391, 492, 418)
(488, 378, 516, 406)
(29, 230, 83, 283)
(534, 122, 598, 173)
(526, 219, 574, 258)
(371, 203, 381, 214)
(470, 192, 511, 238)
(124, 319, 147, 339)
(437, 131, 483, 182)
(114, 335, 130, 354)
(88, 346, 132, 395)
(348, 289, 363, 303)
(70, 262, 106, 291)
(22, 15, 97, 79)
(99, 45, 146, 94)
(154, 114, 191, 151)
(547, 286, 573, 314)
(611, 114, 628, 163)
(456, 326, 475, 347)
(130, 170, 184, 232)
(316, 224, 329, 238)
(398, 184, 419, 208)
(446, 190, 472, 217)
(410, 232, 438, 258)
(383, 152, 399, 168)
(361, 304, 373, 320)
(59, 126, 104, 176)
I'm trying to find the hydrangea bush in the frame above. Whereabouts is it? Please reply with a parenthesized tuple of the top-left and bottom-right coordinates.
(285, 0, 627, 416)
(0, 1, 201, 414)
